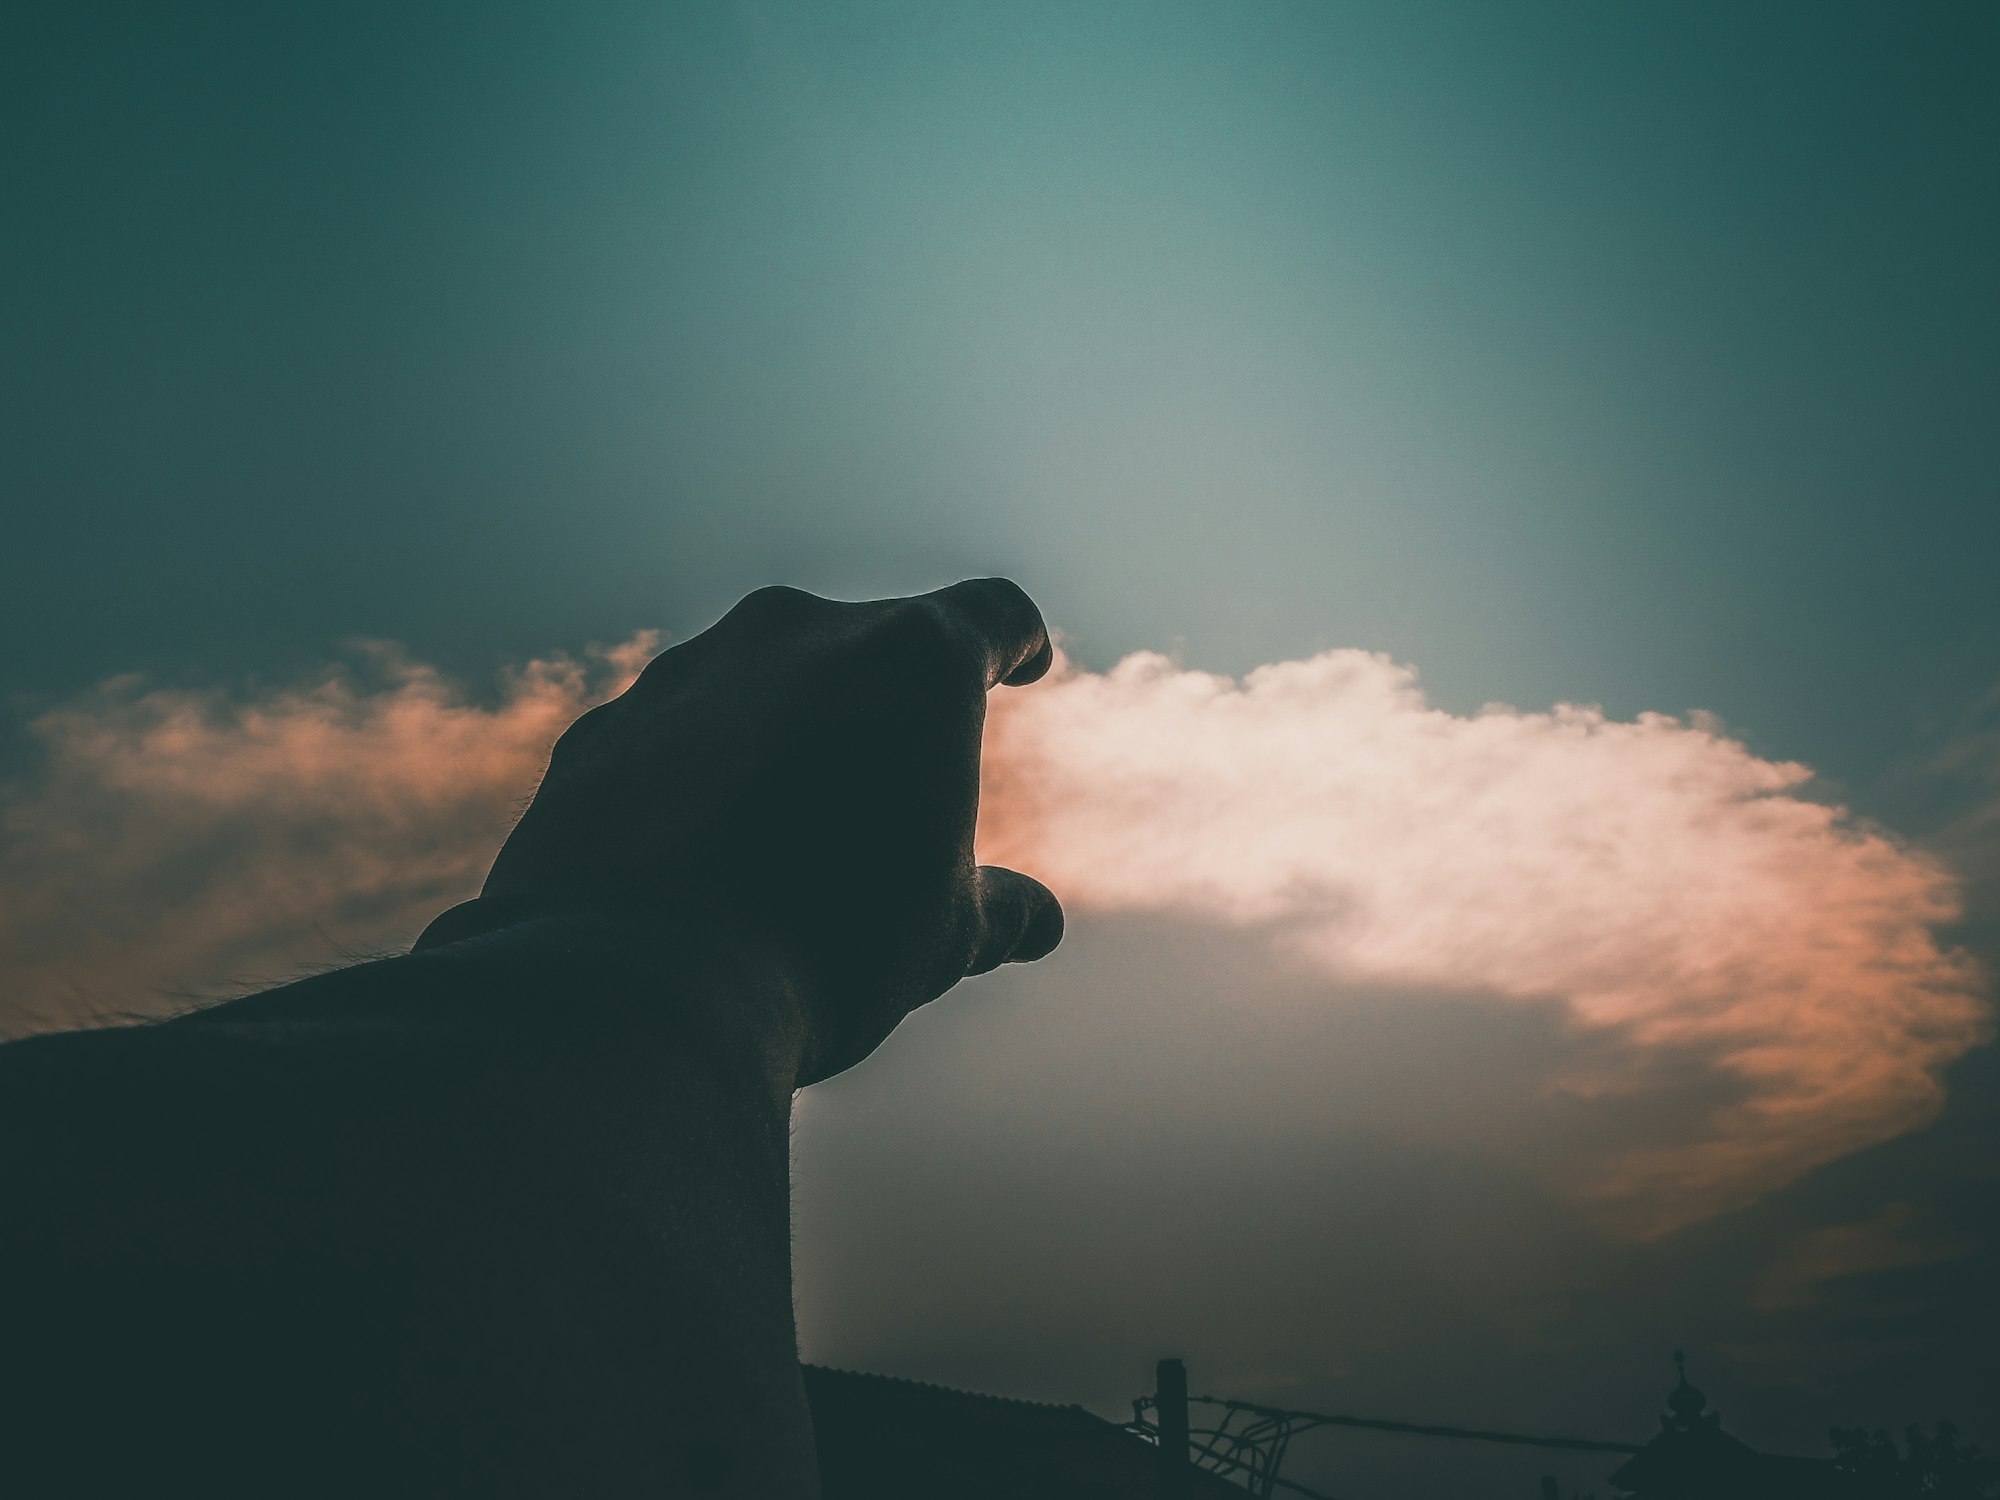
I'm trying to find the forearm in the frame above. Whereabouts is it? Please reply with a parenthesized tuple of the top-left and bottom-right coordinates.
(180, 906, 806, 1088)
(150, 905, 817, 1308)
(0, 909, 824, 1495)
(6, 907, 814, 1264)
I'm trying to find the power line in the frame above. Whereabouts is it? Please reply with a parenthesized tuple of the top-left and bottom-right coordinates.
(1179, 1396, 1643, 1455)
(1131, 1391, 1641, 1499)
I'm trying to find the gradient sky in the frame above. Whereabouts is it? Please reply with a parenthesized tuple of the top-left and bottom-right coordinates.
(6, 4, 1999, 1495)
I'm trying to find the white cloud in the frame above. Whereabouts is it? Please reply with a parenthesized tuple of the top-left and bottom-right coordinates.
(980, 648, 1989, 1232)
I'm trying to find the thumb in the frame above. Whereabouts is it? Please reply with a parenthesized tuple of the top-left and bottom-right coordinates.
(965, 865, 1065, 976)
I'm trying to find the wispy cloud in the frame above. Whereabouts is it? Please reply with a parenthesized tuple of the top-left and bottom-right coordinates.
(1753, 1201, 1973, 1311)
(0, 636, 653, 1029)
(981, 648, 1989, 1232)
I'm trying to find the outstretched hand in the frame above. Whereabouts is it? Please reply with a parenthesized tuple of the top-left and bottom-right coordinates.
(417, 579, 1064, 1085)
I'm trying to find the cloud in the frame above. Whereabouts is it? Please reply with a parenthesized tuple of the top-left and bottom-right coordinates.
(0, 633, 1985, 1235)
(0, 635, 653, 1030)
(980, 648, 1989, 1232)
(1752, 1202, 1973, 1311)
(1925, 685, 2000, 926)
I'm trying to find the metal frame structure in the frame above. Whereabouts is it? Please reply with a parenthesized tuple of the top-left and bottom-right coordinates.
(1127, 1391, 1643, 1500)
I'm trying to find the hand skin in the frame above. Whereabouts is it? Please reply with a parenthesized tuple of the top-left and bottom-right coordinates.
(0, 580, 1064, 1499)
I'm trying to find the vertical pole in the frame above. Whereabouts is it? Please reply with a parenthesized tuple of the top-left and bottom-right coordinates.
(1157, 1357, 1191, 1500)
(1540, 1477, 1560, 1500)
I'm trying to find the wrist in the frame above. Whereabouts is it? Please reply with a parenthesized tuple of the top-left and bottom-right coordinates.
(410, 894, 822, 1095)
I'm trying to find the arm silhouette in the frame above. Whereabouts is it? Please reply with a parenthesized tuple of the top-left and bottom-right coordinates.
(0, 579, 1063, 1499)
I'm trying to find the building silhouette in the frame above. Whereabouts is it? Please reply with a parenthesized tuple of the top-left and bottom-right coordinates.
(1607, 1354, 1851, 1499)
(806, 1365, 1247, 1500)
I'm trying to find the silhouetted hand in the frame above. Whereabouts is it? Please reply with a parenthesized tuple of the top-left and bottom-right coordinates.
(421, 580, 1064, 1085)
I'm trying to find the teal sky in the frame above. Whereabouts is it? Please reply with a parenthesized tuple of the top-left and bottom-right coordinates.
(7, 4, 1999, 1492)
(9, 1, 1997, 779)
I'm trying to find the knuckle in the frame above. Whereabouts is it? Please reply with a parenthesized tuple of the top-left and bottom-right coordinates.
(727, 584, 821, 632)
(965, 575, 1035, 615)
(867, 599, 981, 681)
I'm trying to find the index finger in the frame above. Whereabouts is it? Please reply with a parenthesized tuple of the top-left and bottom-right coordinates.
(920, 577, 1054, 689)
